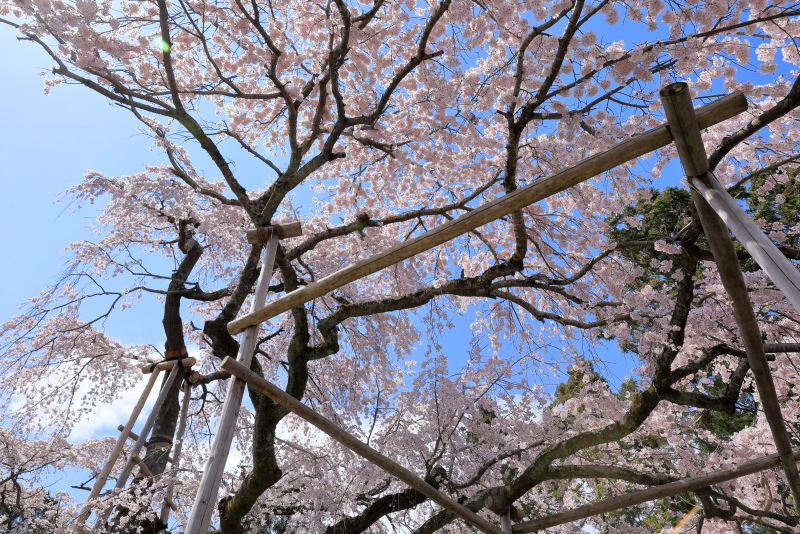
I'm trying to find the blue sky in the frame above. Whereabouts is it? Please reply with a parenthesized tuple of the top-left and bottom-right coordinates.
(0, 22, 638, 392)
(0, 29, 168, 344)
(0, 12, 663, 517)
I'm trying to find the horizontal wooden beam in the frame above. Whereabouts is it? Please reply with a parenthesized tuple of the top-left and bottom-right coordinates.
(140, 357, 196, 374)
(222, 357, 505, 534)
(246, 221, 303, 244)
(765, 343, 800, 353)
(513, 448, 800, 532)
(228, 91, 747, 335)
(660, 81, 800, 509)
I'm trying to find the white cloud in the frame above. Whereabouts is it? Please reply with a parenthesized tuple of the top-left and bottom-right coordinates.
(69, 373, 157, 443)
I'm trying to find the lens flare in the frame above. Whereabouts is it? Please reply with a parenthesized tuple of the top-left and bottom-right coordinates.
(669, 504, 700, 533)
(153, 37, 171, 53)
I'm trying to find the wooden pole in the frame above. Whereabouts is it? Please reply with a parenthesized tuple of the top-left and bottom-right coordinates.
(222, 357, 505, 534)
(690, 172, 800, 314)
(141, 356, 196, 374)
(228, 91, 747, 335)
(513, 448, 800, 532)
(116, 426, 174, 463)
(93, 363, 184, 530)
(660, 81, 800, 509)
(77, 367, 163, 526)
(132, 454, 154, 478)
(246, 222, 303, 243)
(159, 381, 192, 528)
(184, 231, 282, 534)
(501, 510, 512, 534)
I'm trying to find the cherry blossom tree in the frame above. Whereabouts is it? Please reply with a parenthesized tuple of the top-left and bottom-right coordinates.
(2, 0, 800, 532)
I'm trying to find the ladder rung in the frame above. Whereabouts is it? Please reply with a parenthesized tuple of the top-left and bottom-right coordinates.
(117, 426, 174, 462)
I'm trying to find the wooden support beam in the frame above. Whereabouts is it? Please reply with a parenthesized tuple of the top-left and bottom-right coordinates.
(140, 356, 196, 375)
(77, 368, 163, 526)
(228, 91, 747, 335)
(164, 496, 178, 512)
(117, 425, 174, 463)
(513, 448, 800, 532)
(93, 364, 184, 531)
(131, 454, 153, 478)
(690, 172, 800, 314)
(765, 343, 800, 353)
(132, 451, 179, 513)
(222, 357, 505, 534)
(159, 381, 191, 526)
(185, 231, 285, 534)
(660, 81, 800, 509)
(246, 222, 303, 243)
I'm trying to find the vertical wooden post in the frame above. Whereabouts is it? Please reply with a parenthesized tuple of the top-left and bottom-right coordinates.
(500, 510, 512, 534)
(76, 367, 163, 526)
(93, 363, 184, 530)
(184, 230, 281, 534)
(159, 380, 192, 528)
(660, 81, 800, 509)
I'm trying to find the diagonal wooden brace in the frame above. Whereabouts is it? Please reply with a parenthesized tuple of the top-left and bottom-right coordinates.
(93, 363, 184, 531)
(159, 382, 192, 526)
(660, 81, 800, 509)
(514, 448, 800, 532)
(222, 356, 505, 534)
(690, 172, 800, 313)
(76, 367, 163, 527)
(185, 222, 303, 534)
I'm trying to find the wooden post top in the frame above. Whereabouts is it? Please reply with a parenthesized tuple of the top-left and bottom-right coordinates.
(140, 356, 196, 374)
(246, 222, 303, 244)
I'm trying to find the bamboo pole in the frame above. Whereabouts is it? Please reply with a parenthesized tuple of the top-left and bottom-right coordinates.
(513, 448, 800, 532)
(222, 357, 505, 534)
(93, 364, 183, 530)
(228, 91, 747, 335)
(660, 81, 800, 509)
(184, 231, 282, 534)
(159, 381, 192, 528)
(690, 172, 800, 314)
(77, 367, 163, 526)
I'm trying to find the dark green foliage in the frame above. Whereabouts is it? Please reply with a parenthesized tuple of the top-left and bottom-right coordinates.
(551, 362, 606, 407)
(607, 187, 695, 290)
(743, 168, 800, 247)
(696, 380, 757, 447)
